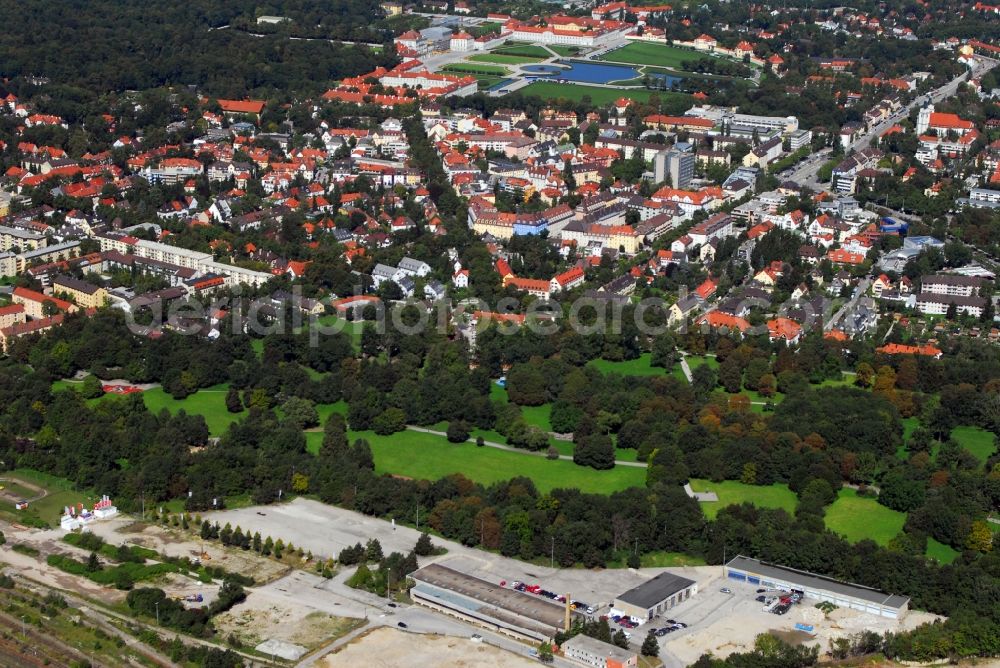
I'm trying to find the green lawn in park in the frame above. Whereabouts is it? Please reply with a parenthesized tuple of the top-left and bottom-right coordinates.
(492, 44, 552, 58)
(689, 479, 798, 519)
(140, 384, 244, 436)
(502, 43, 578, 57)
(824, 488, 905, 546)
(304, 430, 646, 494)
(520, 403, 553, 432)
(925, 538, 960, 564)
(951, 425, 996, 464)
(685, 355, 719, 372)
(897, 420, 995, 465)
(599, 42, 701, 69)
(469, 53, 542, 65)
(53, 379, 347, 438)
(518, 81, 687, 105)
(586, 353, 674, 377)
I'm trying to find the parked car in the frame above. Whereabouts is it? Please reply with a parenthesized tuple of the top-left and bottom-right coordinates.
(397, 622, 408, 628)
(720, 587, 732, 594)
(755, 595, 766, 603)
(756, 588, 766, 593)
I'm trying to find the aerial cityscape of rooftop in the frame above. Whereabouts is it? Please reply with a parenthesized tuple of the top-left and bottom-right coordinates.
(0, 0, 998, 666)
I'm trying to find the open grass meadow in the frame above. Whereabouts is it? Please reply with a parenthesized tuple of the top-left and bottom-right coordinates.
(952, 425, 996, 464)
(586, 353, 675, 377)
(926, 538, 960, 564)
(600, 42, 701, 69)
(141, 384, 244, 436)
(53, 379, 348, 438)
(518, 81, 687, 106)
(304, 429, 646, 494)
(824, 488, 905, 546)
(689, 479, 798, 519)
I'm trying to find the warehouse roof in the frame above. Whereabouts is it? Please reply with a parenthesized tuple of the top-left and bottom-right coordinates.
(725, 556, 909, 609)
(615, 571, 696, 609)
(411, 563, 575, 630)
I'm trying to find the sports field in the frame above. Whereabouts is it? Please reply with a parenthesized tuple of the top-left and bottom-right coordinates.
(600, 42, 700, 69)
(304, 430, 646, 494)
(824, 488, 905, 546)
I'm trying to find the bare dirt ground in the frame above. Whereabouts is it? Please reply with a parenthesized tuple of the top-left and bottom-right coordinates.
(214, 591, 365, 651)
(94, 518, 292, 584)
(320, 627, 541, 668)
(0, 544, 126, 607)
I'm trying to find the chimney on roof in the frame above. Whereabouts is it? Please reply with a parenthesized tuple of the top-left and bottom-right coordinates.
(564, 594, 571, 631)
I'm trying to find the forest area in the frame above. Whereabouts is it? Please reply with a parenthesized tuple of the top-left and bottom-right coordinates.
(0, 0, 397, 101)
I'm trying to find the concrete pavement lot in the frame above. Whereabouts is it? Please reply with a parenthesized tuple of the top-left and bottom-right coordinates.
(206, 498, 711, 609)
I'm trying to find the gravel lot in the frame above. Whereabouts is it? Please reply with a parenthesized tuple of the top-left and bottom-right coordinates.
(321, 627, 541, 668)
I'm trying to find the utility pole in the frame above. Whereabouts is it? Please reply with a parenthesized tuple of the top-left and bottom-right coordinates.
(550, 536, 554, 569)
(20, 615, 26, 638)
(415, 506, 419, 531)
(155, 601, 160, 626)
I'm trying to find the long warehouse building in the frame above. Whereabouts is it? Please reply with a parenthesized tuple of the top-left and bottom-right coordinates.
(410, 563, 581, 642)
(724, 556, 909, 619)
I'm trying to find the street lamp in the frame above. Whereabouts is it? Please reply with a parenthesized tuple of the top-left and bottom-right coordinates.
(155, 601, 160, 626)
